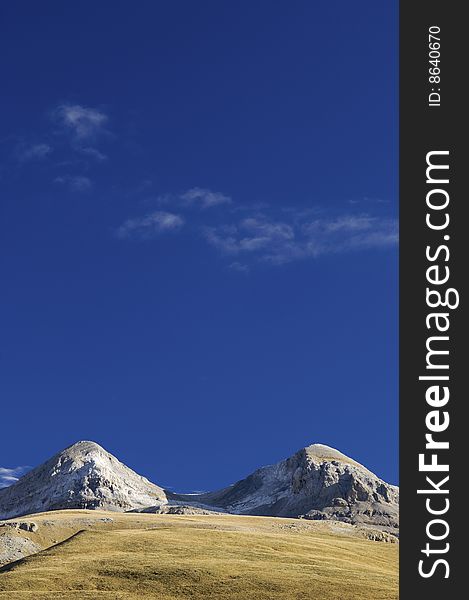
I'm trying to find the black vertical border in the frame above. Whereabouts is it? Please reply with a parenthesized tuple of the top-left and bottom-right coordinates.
(400, 1, 464, 597)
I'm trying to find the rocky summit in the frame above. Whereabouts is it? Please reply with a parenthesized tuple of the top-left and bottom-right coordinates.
(0, 441, 398, 533)
(176, 444, 399, 533)
(0, 441, 167, 520)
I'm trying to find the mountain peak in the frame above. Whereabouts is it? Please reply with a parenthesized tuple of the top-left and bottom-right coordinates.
(0, 441, 167, 520)
(302, 443, 368, 470)
(181, 442, 399, 532)
(0, 441, 398, 533)
(60, 440, 106, 457)
(66, 440, 104, 450)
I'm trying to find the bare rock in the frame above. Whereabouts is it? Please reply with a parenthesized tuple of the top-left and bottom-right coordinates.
(0, 441, 398, 534)
(0, 441, 167, 520)
(175, 444, 399, 532)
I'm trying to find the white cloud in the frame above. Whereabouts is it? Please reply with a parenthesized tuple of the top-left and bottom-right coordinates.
(16, 143, 51, 162)
(229, 261, 250, 273)
(204, 213, 398, 266)
(203, 226, 240, 254)
(324, 215, 376, 233)
(80, 147, 107, 161)
(348, 196, 390, 205)
(339, 220, 399, 250)
(179, 187, 231, 209)
(242, 217, 295, 240)
(54, 175, 92, 192)
(54, 104, 108, 141)
(0, 466, 29, 489)
(203, 217, 294, 255)
(118, 184, 397, 269)
(117, 211, 184, 239)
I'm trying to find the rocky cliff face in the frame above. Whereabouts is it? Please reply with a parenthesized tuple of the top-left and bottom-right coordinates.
(0, 441, 167, 520)
(0, 441, 398, 533)
(176, 444, 399, 532)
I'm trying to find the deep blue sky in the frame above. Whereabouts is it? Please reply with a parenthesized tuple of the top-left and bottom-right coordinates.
(0, 1, 398, 491)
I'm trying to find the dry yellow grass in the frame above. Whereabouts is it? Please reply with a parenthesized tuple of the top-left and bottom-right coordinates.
(0, 510, 398, 599)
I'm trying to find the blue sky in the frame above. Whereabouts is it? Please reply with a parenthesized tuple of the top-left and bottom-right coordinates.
(0, 1, 398, 490)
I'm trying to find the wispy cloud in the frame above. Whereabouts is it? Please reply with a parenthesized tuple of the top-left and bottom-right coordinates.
(180, 187, 231, 208)
(309, 215, 377, 233)
(0, 466, 29, 489)
(80, 146, 107, 161)
(348, 196, 390, 206)
(228, 261, 250, 273)
(205, 213, 398, 266)
(116, 211, 184, 239)
(53, 104, 108, 141)
(15, 142, 52, 162)
(172, 187, 232, 209)
(54, 175, 93, 192)
(118, 186, 397, 268)
(204, 217, 294, 255)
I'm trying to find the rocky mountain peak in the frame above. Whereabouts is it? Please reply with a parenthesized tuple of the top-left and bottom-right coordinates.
(0, 441, 398, 534)
(179, 442, 399, 533)
(302, 443, 369, 469)
(62, 440, 105, 455)
(50, 441, 130, 475)
(0, 441, 167, 520)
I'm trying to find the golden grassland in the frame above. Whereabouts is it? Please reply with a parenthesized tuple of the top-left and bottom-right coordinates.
(0, 510, 398, 599)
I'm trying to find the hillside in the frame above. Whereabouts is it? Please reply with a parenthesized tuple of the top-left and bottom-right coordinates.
(0, 510, 398, 600)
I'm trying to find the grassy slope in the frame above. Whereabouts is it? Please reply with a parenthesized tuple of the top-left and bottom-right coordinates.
(0, 510, 398, 600)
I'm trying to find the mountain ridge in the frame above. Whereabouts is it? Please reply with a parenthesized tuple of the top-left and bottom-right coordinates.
(0, 440, 398, 532)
